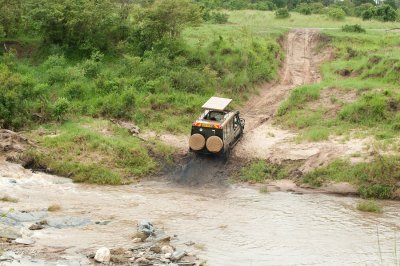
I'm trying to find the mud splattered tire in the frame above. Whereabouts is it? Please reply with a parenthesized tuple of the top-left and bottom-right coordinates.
(206, 136, 223, 153)
(189, 133, 206, 151)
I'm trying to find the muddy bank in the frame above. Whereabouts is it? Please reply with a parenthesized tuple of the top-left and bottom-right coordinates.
(1, 160, 400, 265)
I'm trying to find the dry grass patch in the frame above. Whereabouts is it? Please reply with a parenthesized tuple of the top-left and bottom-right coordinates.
(48, 204, 62, 212)
(0, 196, 18, 203)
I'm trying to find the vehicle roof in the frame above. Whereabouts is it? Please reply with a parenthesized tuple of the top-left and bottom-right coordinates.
(202, 97, 232, 111)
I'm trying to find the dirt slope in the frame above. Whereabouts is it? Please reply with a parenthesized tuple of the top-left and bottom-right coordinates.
(234, 29, 371, 172)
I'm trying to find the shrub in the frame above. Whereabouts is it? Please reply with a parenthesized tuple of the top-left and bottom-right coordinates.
(359, 184, 393, 199)
(296, 3, 312, 15)
(361, 8, 375, 20)
(209, 11, 229, 24)
(375, 4, 397, 22)
(275, 8, 290, 19)
(52, 97, 70, 121)
(327, 7, 346, 20)
(341, 24, 366, 33)
(355, 3, 375, 17)
(29, 0, 120, 52)
(310, 2, 325, 14)
(356, 200, 382, 213)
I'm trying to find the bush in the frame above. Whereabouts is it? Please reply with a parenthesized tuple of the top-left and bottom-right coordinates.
(359, 184, 394, 199)
(361, 7, 375, 20)
(29, 0, 120, 52)
(327, 7, 346, 20)
(275, 8, 290, 19)
(209, 11, 229, 23)
(52, 97, 70, 121)
(296, 3, 312, 15)
(355, 3, 375, 17)
(341, 24, 366, 33)
(356, 200, 383, 213)
(310, 3, 325, 14)
(375, 4, 397, 22)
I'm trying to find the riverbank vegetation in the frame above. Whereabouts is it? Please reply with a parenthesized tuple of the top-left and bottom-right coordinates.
(1, 0, 399, 186)
(356, 200, 383, 213)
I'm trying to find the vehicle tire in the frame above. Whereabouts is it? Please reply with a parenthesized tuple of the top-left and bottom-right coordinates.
(206, 136, 223, 153)
(189, 133, 205, 151)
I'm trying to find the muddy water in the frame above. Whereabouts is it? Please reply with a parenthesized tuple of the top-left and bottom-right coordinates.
(1, 160, 400, 265)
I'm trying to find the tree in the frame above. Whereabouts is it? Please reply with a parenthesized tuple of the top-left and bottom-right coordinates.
(275, 7, 291, 18)
(28, 0, 119, 52)
(0, 0, 23, 37)
(375, 4, 397, 21)
(131, 0, 202, 53)
(327, 7, 346, 20)
(361, 6, 376, 19)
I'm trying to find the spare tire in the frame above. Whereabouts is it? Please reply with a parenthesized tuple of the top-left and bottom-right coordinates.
(206, 136, 223, 153)
(189, 133, 205, 151)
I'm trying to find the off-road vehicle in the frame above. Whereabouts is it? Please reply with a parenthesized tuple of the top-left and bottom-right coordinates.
(189, 97, 245, 156)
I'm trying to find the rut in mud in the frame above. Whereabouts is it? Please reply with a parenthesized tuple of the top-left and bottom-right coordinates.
(234, 29, 370, 172)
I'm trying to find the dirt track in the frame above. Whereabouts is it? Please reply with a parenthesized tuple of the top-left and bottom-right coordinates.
(234, 29, 370, 172)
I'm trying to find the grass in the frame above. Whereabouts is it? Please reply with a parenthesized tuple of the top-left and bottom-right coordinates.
(276, 29, 400, 142)
(237, 160, 289, 183)
(47, 204, 62, 212)
(303, 156, 400, 199)
(23, 118, 158, 185)
(184, 11, 398, 45)
(356, 200, 383, 213)
(0, 196, 18, 203)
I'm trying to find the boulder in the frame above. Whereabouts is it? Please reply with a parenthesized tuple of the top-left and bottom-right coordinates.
(171, 250, 186, 261)
(0, 224, 21, 239)
(137, 220, 154, 236)
(15, 238, 35, 245)
(161, 245, 174, 254)
(47, 216, 90, 229)
(94, 247, 111, 263)
(29, 224, 44, 230)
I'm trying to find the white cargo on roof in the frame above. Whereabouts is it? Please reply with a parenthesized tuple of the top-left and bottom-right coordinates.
(202, 97, 232, 111)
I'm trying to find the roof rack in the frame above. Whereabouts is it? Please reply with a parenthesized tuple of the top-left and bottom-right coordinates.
(202, 97, 232, 111)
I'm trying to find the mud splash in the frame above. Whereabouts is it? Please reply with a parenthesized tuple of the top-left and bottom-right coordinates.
(1, 160, 400, 265)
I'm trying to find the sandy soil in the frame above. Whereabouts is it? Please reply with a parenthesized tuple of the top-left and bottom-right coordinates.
(233, 29, 371, 172)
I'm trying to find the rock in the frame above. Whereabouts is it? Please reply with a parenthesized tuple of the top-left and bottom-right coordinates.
(0, 224, 22, 239)
(164, 253, 172, 259)
(47, 216, 90, 229)
(171, 250, 186, 261)
(9, 179, 17, 184)
(132, 237, 142, 243)
(184, 241, 195, 246)
(154, 233, 171, 243)
(0, 216, 18, 226)
(15, 238, 35, 245)
(133, 231, 148, 241)
(135, 257, 150, 265)
(150, 245, 161, 253)
(19, 227, 33, 238)
(95, 220, 111, 225)
(29, 224, 44, 230)
(94, 247, 111, 263)
(137, 220, 154, 236)
(161, 245, 174, 254)
(7, 211, 48, 223)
